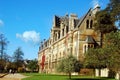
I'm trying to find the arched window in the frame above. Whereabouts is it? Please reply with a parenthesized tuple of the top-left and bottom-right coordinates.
(90, 20, 93, 28)
(55, 33, 57, 41)
(63, 51, 66, 56)
(52, 55, 55, 62)
(84, 45, 86, 53)
(62, 29, 64, 36)
(88, 45, 90, 48)
(86, 20, 89, 29)
(74, 47, 77, 56)
(59, 53, 61, 59)
(58, 31, 60, 39)
(66, 26, 69, 33)
(91, 44, 94, 48)
(55, 54, 57, 62)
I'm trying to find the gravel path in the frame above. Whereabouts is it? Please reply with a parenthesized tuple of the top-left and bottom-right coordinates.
(0, 73, 27, 80)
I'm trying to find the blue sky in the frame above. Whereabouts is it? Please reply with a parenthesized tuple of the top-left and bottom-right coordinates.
(0, 0, 109, 60)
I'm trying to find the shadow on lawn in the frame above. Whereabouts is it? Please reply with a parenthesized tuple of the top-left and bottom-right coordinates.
(71, 79, 101, 80)
(67, 77, 111, 80)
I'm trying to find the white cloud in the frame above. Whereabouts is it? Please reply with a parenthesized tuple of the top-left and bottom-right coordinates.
(16, 31, 40, 44)
(0, 19, 4, 26)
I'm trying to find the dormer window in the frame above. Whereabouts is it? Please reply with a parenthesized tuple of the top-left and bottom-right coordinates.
(83, 36, 95, 53)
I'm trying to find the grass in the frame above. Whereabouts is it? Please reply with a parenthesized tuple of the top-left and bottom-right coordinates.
(21, 73, 116, 80)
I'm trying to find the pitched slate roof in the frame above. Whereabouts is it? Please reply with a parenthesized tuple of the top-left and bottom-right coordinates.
(85, 35, 95, 43)
(54, 15, 61, 27)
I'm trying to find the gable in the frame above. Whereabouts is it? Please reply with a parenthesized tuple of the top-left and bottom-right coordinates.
(76, 8, 92, 28)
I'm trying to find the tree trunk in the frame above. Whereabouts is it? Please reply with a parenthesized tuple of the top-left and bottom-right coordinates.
(98, 69, 101, 77)
(118, 72, 120, 80)
(68, 72, 71, 79)
(100, 32, 103, 48)
(93, 68, 95, 77)
(108, 69, 116, 78)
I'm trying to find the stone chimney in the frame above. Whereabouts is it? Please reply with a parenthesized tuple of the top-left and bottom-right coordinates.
(92, 4, 100, 14)
(69, 14, 78, 30)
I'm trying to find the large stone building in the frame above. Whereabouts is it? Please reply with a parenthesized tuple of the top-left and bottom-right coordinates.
(38, 5, 101, 73)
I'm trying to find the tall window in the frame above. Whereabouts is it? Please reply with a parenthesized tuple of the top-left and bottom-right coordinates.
(62, 29, 64, 36)
(86, 20, 93, 29)
(59, 53, 61, 59)
(58, 31, 60, 39)
(56, 54, 57, 61)
(52, 55, 54, 60)
(86, 20, 89, 29)
(55, 33, 57, 41)
(90, 20, 93, 28)
(66, 26, 69, 33)
(84, 45, 86, 53)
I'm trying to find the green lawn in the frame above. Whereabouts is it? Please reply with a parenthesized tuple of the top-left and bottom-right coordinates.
(22, 73, 116, 80)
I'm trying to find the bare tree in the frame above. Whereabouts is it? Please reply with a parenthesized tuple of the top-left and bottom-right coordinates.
(0, 34, 9, 59)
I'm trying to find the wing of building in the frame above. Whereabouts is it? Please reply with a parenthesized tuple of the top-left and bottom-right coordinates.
(38, 5, 101, 73)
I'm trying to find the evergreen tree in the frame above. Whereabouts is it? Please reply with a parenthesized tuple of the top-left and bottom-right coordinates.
(106, 0, 120, 28)
(94, 10, 117, 47)
(104, 31, 120, 79)
(94, 10, 116, 34)
(27, 59, 38, 72)
(84, 48, 107, 77)
(13, 47, 24, 70)
(57, 55, 82, 79)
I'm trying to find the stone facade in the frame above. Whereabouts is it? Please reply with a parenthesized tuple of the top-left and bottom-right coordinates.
(38, 6, 101, 73)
